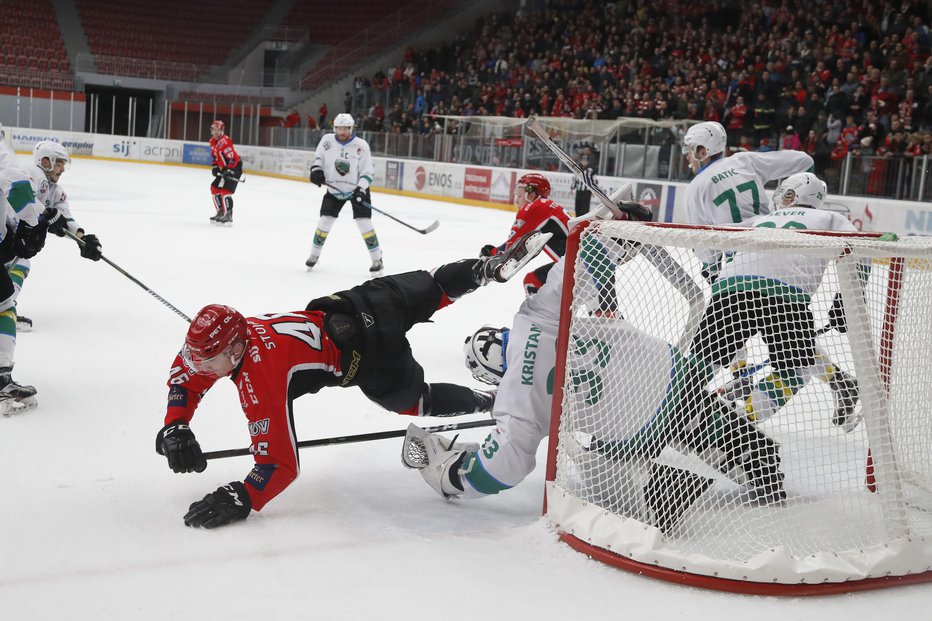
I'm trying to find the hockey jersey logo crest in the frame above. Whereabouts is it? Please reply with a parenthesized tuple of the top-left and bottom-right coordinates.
(361, 313, 374, 328)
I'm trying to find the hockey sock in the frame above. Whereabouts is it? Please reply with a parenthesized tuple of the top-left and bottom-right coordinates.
(223, 195, 233, 217)
(431, 259, 483, 300)
(309, 216, 336, 260)
(744, 370, 804, 422)
(354, 217, 382, 261)
(423, 382, 494, 417)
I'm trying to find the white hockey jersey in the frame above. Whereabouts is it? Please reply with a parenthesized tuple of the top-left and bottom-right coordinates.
(312, 134, 374, 199)
(684, 150, 814, 226)
(716, 207, 858, 299)
(30, 163, 81, 235)
(0, 142, 42, 235)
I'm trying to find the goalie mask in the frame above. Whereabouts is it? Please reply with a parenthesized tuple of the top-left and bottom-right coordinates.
(464, 326, 510, 385)
(773, 172, 827, 210)
(183, 304, 248, 379)
(33, 140, 71, 180)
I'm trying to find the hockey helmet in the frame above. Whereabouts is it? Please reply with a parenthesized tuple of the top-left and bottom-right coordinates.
(464, 326, 510, 385)
(210, 119, 225, 131)
(33, 140, 71, 174)
(184, 304, 248, 378)
(517, 172, 551, 198)
(682, 121, 727, 159)
(333, 113, 355, 130)
(774, 172, 827, 210)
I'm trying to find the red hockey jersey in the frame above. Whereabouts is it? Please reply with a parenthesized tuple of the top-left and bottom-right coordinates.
(210, 134, 240, 169)
(501, 197, 570, 261)
(165, 311, 344, 511)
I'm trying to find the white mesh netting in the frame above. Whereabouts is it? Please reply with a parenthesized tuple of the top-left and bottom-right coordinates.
(547, 221, 932, 586)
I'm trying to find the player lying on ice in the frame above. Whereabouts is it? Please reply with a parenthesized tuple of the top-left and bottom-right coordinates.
(156, 230, 551, 528)
(403, 193, 786, 534)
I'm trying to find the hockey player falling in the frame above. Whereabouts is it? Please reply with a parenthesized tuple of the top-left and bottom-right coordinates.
(208, 120, 243, 225)
(156, 231, 550, 528)
(404, 196, 786, 533)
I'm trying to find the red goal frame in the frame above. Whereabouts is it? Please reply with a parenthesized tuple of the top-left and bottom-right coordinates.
(543, 221, 932, 595)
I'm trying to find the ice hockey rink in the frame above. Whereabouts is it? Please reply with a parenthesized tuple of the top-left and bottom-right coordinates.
(2, 157, 928, 619)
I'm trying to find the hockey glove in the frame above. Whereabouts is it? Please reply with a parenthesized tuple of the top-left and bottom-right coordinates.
(351, 187, 367, 206)
(12, 220, 49, 259)
(79, 233, 103, 261)
(828, 292, 848, 333)
(617, 200, 653, 222)
(480, 244, 498, 257)
(43, 207, 68, 237)
(212, 166, 221, 177)
(184, 481, 252, 529)
(156, 420, 207, 473)
(309, 167, 325, 186)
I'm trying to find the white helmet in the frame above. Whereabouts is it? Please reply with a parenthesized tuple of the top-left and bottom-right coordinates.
(774, 172, 827, 209)
(463, 326, 510, 385)
(333, 113, 354, 130)
(682, 121, 727, 159)
(33, 140, 71, 173)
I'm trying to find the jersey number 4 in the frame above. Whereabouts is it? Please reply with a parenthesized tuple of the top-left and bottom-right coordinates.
(255, 313, 323, 350)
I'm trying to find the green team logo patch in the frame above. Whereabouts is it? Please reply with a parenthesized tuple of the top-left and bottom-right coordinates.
(334, 159, 351, 176)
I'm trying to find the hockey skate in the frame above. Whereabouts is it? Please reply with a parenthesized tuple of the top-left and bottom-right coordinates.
(0, 367, 37, 416)
(305, 256, 318, 271)
(216, 210, 233, 227)
(369, 259, 384, 278)
(475, 231, 552, 285)
(15, 314, 33, 332)
(829, 368, 861, 432)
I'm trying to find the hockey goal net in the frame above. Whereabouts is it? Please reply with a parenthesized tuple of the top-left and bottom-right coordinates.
(545, 220, 932, 595)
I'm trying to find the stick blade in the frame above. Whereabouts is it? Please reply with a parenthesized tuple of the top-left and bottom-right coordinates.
(420, 220, 440, 234)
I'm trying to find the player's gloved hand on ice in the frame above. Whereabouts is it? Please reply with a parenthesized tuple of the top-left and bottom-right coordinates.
(351, 187, 367, 205)
(309, 167, 325, 187)
(828, 292, 848, 333)
(12, 219, 49, 259)
(480, 244, 498, 257)
(184, 481, 252, 529)
(79, 233, 102, 261)
(212, 166, 221, 177)
(156, 420, 207, 473)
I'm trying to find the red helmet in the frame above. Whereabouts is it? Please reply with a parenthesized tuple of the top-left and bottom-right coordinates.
(184, 304, 247, 377)
(517, 172, 551, 198)
(210, 119, 225, 131)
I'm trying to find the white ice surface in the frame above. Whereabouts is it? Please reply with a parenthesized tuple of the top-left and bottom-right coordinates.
(1, 158, 928, 619)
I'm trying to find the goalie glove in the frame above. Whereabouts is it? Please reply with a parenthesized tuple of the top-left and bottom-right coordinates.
(184, 481, 252, 528)
(156, 420, 207, 473)
(827, 292, 847, 333)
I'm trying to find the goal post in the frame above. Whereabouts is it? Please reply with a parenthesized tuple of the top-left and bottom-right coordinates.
(545, 220, 932, 595)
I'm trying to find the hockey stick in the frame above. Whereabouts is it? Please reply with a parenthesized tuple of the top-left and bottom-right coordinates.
(215, 170, 246, 184)
(525, 117, 649, 221)
(202, 417, 496, 460)
(62, 229, 193, 323)
(324, 182, 439, 234)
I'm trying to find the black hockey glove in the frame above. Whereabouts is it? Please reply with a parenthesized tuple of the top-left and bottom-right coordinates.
(828, 292, 848, 333)
(212, 165, 221, 177)
(480, 244, 497, 257)
(42, 207, 68, 237)
(156, 420, 207, 473)
(309, 167, 325, 186)
(0, 224, 16, 263)
(351, 187, 367, 205)
(617, 200, 653, 222)
(79, 233, 103, 261)
(12, 220, 49, 259)
(184, 481, 252, 529)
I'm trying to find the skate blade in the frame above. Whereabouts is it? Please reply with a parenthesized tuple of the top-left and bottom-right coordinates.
(0, 396, 37, 416)
(16, 323, 32, 333)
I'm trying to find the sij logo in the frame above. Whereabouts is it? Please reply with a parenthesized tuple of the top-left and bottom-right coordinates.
(112, 140, 132, 157)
